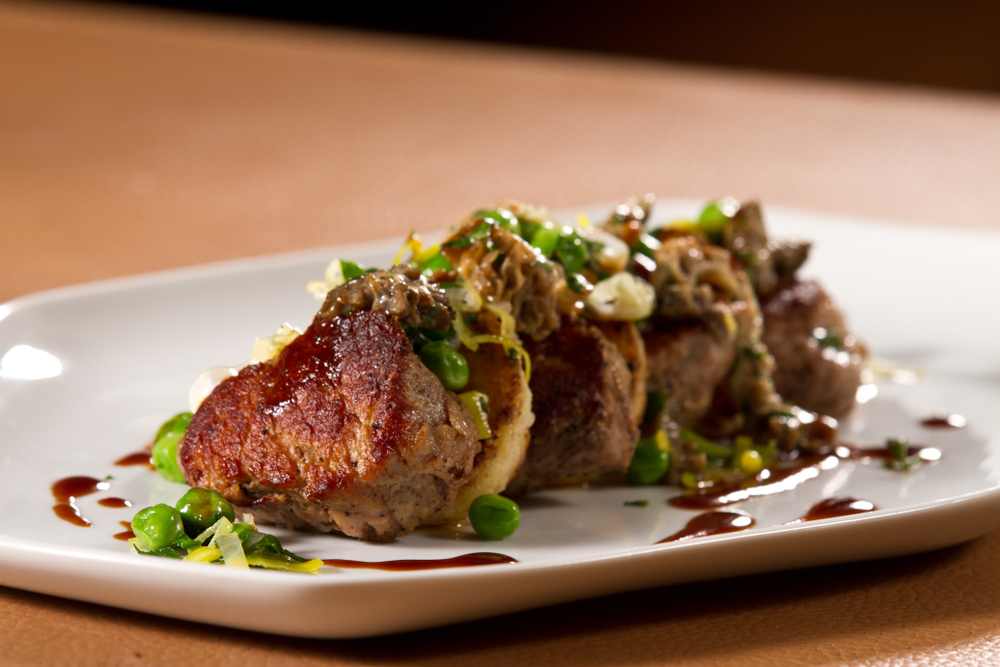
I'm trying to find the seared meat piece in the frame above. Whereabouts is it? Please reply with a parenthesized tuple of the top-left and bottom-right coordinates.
(505, 317, 637, 496)
(761, 280, 866, 418)
(639, 232, 834, 452)
(594, 320, 648, 425)
(179, 285, 480, 542)
(642, 323, 735, 428)
(441, 209, 572, 340)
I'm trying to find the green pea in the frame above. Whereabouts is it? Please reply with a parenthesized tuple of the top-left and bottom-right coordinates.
(529, 226, 560, 257)
(154, 412, 192, 443)
(175, 487, 236, 537)
(519, 220, 541, 243)
(468, 494, 521, 540)
(554, 231, 589, 274)
(627, 437, 671, 485)
(419, 341, 469, 391)
(697, 197, 740, 235)
(151, 430, 186, 484)
(132, 504, 185, 551)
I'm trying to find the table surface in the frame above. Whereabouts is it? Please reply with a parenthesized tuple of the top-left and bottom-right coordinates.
(3, 2, 1000, 665)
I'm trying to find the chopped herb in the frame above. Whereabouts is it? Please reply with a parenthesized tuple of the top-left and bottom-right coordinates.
(680, 428, 733, 461)
(812, 327, 844, 350)
(340, 260, 371, 281)
(624, 500, 649, 507)
(642, 389, 668, 429)
(567, 272, 590, 294)
(742, 346, 767, 361)
(634, 233, 661, 258)
(884, 436, 920, 471)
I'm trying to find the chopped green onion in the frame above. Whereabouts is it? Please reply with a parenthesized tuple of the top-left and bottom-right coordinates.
(680, 429, 733, 461)
(443, 222, 491, 248)
(623, 500, 649, 507)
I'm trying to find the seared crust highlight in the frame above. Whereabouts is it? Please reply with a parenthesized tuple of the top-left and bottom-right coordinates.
(178, 309, 479, 542)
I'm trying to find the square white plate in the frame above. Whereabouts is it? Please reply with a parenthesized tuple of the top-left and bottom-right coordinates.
(2, 201, 999, 638)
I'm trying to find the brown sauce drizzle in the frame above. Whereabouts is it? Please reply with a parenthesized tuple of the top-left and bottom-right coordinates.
(835, 444, 942, 462)
(920, 414, 967, 429)
(113, 521, 135, 541)
(321, 552, 517, 571)
(51, 476, 110, 527)
(52, 476, 109, 503)
(98, 497, 132, 509)
(115, 451, 154, 469)
(53, 503, 92, 527)
(657, 511, 755, 544)
(798, 497, 876, 522)
(671, 441, 941, 512)
(670, 454, 839, 510)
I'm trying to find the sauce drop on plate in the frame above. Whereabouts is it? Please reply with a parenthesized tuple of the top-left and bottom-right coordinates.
(53, 503, 92, 527)
(322, 552, 517, 571)
(98, 497, 132, 509)
(114, 520, 135, 541)
(670, 454, 839, 510)
(657, 511, 755, 544)
(920, 414, 967, 429)
(115, 451, 155, 469)
(797, 497, 876, 522)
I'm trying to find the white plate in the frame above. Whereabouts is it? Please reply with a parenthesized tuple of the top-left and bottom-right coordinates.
(2, 201, 1000, 638)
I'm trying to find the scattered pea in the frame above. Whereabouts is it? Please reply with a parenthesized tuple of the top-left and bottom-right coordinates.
(175, 487, 236, 537)
(529, 226, 560, 257)
(151, 430, 186, 484)
(132, 504, 185, 551)
(154, 412, 192, 443)
(468, 494, 521, 540)
(627, 436, 671, 485)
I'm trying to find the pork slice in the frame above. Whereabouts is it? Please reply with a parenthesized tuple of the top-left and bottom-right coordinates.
(505, 317, 637, 496)
(178, 309, 479, 542)
(760, 280, 866, 419)
(643, 323, 736, 428)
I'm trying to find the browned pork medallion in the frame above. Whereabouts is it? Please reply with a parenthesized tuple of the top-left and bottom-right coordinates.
(179, 267, 480, 542)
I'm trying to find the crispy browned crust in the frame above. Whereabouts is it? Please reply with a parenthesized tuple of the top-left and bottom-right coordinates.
(178, 309, 479, 542)
(505, 317, 637, 496)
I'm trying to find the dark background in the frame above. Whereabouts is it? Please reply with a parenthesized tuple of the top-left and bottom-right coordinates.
(94, 1, 1000, 94)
